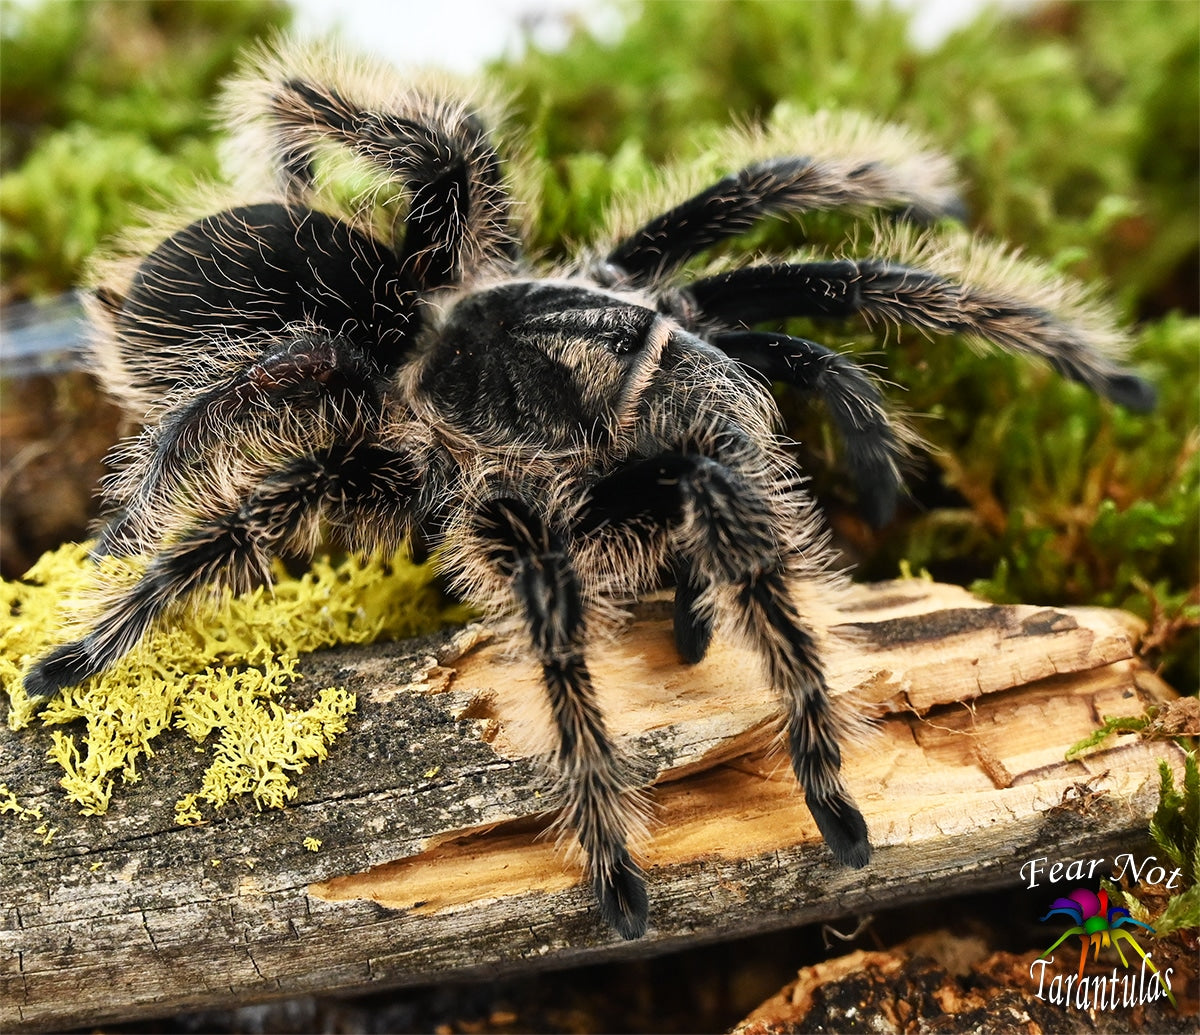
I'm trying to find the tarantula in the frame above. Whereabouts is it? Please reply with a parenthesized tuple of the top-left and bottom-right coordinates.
(24, 39, 1153, 940)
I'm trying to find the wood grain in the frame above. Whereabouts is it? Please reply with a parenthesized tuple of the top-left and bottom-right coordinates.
(0, 580, 1184, 1031)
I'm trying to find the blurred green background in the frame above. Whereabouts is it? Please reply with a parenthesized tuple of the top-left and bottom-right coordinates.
(1, 0, 1196, 687)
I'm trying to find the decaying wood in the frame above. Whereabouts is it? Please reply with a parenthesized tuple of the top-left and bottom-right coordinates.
(0, 580, 1187, 1031)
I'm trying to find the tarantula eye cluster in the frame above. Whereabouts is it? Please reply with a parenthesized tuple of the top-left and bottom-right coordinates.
(24, 38, 1152, 940)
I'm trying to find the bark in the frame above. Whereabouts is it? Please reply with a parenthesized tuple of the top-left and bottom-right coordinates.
(0, 580, 1186, 1032)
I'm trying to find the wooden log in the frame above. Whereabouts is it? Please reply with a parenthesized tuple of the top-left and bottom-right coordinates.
(0, 580, 1187, 1032)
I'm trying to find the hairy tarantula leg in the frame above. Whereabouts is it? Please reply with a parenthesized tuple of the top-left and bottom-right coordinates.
(578, 454, 870, 869)
(576, 463, 721, 670)
(712, 330, 903, 527)
(672, 557, 714, 665)
(96, 334, 384, 559)
(24, 446, 418, 701)
(238, 55, 517, 287)
(475, 497, 648, 940)
(603, 153, 962, 287)
(684, 261, 1155, 411)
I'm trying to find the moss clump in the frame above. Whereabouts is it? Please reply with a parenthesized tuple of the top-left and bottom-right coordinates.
(0, 0, 291, 301)
(495, 0, 1197, 307)
(2, 542, 467, 819)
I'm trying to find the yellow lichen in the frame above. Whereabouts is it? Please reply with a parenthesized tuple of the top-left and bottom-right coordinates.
(0, 783, 43, 821)
(303, 837, 322, 852)
(2, 541, 469, 822)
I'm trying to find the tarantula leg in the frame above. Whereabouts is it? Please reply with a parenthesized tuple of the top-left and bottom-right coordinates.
(685, 261, 1156, 410)
(574, 460, 710, 666)
(604, 151, 961, 287)
(578, 452, 870, 869)
(474, 497, 648, 939)
(712, 329, 903, 526)
(95, 333, 385, 559)
(24, 445, 418, 701)
(247, 67, 517, 286)
(672, 558, 714, 664)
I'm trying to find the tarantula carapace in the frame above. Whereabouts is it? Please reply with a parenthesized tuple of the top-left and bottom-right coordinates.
(24, 39, 1153, 940)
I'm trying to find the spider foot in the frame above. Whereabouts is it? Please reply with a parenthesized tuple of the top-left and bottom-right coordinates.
(1103, 372, 1157, 414)
(23, 640, 92, 701)
(807, 792, 871, 869)
(593, 849, 650, 940)
(856, 475, 901, 530)
(672, 561, 713, 665)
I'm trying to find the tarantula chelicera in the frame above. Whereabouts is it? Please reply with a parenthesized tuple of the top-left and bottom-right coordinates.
(25, 40, 1153, 939)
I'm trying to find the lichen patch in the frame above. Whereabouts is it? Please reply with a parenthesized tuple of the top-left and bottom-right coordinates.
(2, 541, 467, 819)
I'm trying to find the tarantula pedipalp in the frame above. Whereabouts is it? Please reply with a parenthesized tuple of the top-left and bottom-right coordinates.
(24, 39, 1153, 941)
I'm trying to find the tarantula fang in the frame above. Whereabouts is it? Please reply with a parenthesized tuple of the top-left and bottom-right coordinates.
(23, 39, 1153, 941)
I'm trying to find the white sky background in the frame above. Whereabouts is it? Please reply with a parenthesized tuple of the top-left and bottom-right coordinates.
(288, 0, 1031, 71)
(289, 0, 607, 71)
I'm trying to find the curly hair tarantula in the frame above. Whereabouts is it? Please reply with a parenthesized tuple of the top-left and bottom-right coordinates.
(25, 40, 1153, 940)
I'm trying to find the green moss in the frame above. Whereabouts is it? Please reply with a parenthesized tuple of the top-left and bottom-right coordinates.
(1, 0, 291, 298)
(1106, 752, 1200, 942)
(1065, 713, 1154, 761)
(1150, 750, 1199, 891)
(494, 1, 1198, 303)
(0, 125, 217, 298)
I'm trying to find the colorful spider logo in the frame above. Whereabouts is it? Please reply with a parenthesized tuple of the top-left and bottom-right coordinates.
(1038, 887, 1174, 1005)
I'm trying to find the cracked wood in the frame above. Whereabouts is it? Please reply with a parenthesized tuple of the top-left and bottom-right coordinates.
(0, 580, 1185, 1032)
